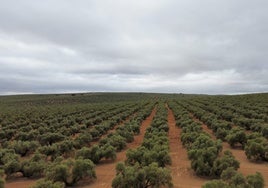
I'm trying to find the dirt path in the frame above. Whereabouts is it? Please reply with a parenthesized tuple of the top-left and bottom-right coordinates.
(78, 107, 157, 188)
(191, 114, 268, 187)
(5, 178, 36, 188)
(167, 107, 207, 188)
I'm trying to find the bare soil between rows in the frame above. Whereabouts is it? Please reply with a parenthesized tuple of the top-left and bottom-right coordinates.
(5, 178, 36, 188)
(167, 107, 208, 188)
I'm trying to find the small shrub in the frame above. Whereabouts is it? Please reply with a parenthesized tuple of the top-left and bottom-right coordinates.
(31, 179, 64, 188)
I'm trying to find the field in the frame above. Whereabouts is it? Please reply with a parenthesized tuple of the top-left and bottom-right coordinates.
(0, 93, 267, 188)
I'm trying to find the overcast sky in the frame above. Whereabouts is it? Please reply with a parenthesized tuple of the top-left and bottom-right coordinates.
(0, 0, 267, 95)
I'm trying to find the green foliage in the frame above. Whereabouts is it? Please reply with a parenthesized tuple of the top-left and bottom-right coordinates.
(226, 127, 247, 148)
(100, 144, 117, 161)
(126, 145, 171, 167)
(113, 103, 172, 188)
(230, 172, 247, 187)
(126, 121, 140, 134)
(55, 139, 74, 156)
(89, 128, 101, 140)
(73, 132, 92, 148)
(0, 170, 4, 188)
(112, 162, 172, 188)
(38, 132, 66, 145)
(21, 153, 46, 178)
(0, 178, 4, 188)
(261, 126, 268, 138)
(126, 147, 146, 165)
(188, 147, 218, 176)
(116, 126, 134, 143)
(1, 93, 268, 187)
(206, 167, 265, 188)
(76, 144, 116, 163)
(202, 180, 228, 188)
(4, 159, 21, 178)
(9, 140, 40, 156)
(45, 158, 96, 186)
(220, 167, 238, 182)
(46, 163, 68, 183)
(215, 128, 228, 141)
(246, 172, 264, 188)
(76, 146, 101, 163)
(190, 134, 222, 152)
(72, 158, 96, 184)
(211, 150, 240, 177)
(0, 149, 21, 178)
(31, 179, 65, 188)
(245, 137, 268, 161)
(187, 134, 222, 176)
(181, 132, 199, 149)
(38, 144, 60, 161)
(101, 134, 127, 151)
(22, 161, 46, 178)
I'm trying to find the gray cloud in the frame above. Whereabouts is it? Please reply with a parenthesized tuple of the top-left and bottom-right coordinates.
(0, 0, 267, 95)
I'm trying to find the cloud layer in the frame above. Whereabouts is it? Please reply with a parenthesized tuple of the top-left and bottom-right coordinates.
(0, 0, 267, 94)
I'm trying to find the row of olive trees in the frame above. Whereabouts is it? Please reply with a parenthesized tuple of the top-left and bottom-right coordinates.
(203, 168, 264, 188)
(170, 100, 265, 187)
(169, 102, 239, 177)
(29, 102, 156, 187)
(0, 102, 152, 187)
(0, 101, 142, 149)
(112, 103, 173, 188)
(12, 103, 145, 161)
(181, 100, 268, 162)
(76, 103, 155, 164)
(0, 102, 132, 144)
(194, 97, 268, 138)
(192, 95, 267, 127)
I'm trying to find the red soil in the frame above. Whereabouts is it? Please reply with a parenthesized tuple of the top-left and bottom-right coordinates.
(167, 107, 208, 188)
(77, 107, 157, 188)
(5, 178, 36, 188)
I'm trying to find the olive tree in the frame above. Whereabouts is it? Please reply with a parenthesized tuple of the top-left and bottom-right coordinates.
(246, 172, 264, 188)
(45, 158, 96, 186)
(0, 149, 21, 178)
(76, 145, 101, 163)
(202, 180, 228, 188)
(211, 150, 240, 177)
(21, 152, 46, 178)
(112, 162, 172, 188)
(71, 158, 96, 184)
(226, 127, 247, 148)
(245, 137, 268, 161)
(32, 179, 65, 188)
(0, 169, 5, 188)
